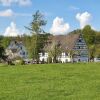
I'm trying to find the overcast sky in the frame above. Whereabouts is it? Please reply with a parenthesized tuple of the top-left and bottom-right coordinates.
(0, 0, 100, 36)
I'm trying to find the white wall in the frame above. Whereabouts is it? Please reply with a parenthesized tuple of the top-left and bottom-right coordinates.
(58, 57, 71, 63)
(39, 52, 89, 63)
(94, 58, 100, 62)
(39, 53, 48, 62)
(58, 52, 72, 63)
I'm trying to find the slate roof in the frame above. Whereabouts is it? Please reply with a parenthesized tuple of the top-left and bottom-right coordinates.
(45, 33, 80, 51)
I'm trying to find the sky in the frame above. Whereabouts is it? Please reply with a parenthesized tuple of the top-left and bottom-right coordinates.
(0, 0, 100, 36)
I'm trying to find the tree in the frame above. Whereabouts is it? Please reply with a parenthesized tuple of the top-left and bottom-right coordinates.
(22, 35, 33, 58)
(82, 25, 96, 60)
(2, 37, 11, 48)
(94, 31, 100, 58)
(89, 45, 96, 60)
(65, 49, 78, 62)
(26, 10, 47, 62)
(0, 42, 5, 60)
(95, 32, 100, 44)
(82, 25, 96, 45)
(45, 41, 62, 63)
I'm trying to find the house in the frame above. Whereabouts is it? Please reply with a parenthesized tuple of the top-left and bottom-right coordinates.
(39, 33, 89, 63)
(6, 41, 28, 60)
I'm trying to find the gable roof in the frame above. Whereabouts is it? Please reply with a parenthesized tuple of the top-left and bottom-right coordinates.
(45, 33, 80, 51)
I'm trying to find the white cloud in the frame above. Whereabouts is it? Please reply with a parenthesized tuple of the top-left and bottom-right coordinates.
(50, 17, 70, 35)
(18, 0, 31, 6)
(0, 0, 32, 6)
(0, 9, 31, 17)
(0, 0, 12, 6)
(0, 9, 13, 17)
(69, 6, 79, 11)
(76, 12, 91, 29)
(4, 22, 20, 37)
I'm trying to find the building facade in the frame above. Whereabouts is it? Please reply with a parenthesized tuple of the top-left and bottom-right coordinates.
(39, 33, 89, 63)
(73, 34, 89, 62)
(6, 41, 28, 60)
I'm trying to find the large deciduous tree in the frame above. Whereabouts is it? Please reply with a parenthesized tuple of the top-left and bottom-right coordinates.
(82, 25, 96, 60)
(26, 10, 47, 62)
(82, 25, 96, 45)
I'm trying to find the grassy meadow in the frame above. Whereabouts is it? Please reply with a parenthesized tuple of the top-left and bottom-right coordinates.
(0, 63, 100, 100)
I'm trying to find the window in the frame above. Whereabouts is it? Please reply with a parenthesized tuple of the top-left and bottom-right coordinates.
(65, 53, 68, 56)
(20, 47, 22, 50)
(78, 39, 82, 42)
(23, 52, 25, 55)
(45, 53, 48, 57)
(78, 46, 80, 49)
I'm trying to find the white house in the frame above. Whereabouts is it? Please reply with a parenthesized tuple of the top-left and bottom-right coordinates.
(39, 33, 89, 63)
(6, 41, 28, 60)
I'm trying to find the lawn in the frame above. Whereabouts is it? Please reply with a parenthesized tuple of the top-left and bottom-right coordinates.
(0, 63, 100, 100)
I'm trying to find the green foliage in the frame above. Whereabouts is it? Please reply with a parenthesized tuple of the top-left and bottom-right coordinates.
(0, 40, 5, 59)
(19, 59, 25, 65)
(82, 25, 96, 45)
(0, 45, 4, 58)
(94, 44, 100, 57)
(89, 45, 95, 59)
(21, 35, 33, 58)
(22, 34, 49, 59)
(82, 25, 100, 58)
(95, 32, 100, 44)
(1, 37, 11, 48)
(30, 10, 47, 34)
(69, 29, 82, 34)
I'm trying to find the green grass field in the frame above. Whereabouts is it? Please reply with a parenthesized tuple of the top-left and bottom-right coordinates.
(0, 63, 100, 100)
